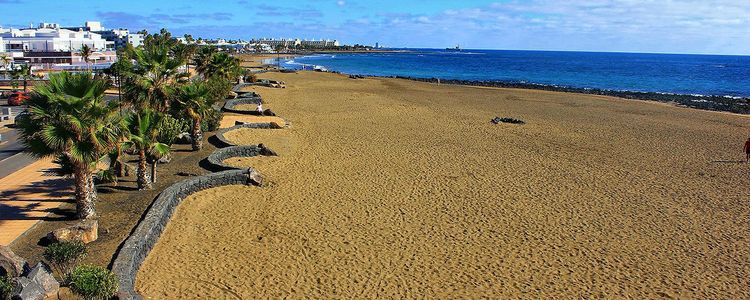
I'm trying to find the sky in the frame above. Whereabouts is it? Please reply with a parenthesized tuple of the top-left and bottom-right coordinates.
(1, 0, 750, 55)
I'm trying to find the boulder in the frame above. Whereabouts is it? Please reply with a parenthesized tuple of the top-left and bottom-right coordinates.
(25, 263, 59, 298)
(175, 132, 192, 145)
(270, 122, 284, 129)
(247, 168, 263, 186)
(0, 245, 29, 278)
(12, 277, 46, 300)
(262, 109, 276, 116)
(47, 218, 98, 244)
(157, 153, 172, 164)
(258, 144, 278, 156)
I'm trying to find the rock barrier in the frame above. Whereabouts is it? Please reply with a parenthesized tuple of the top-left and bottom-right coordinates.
(215, 123, 284, 148)
(206, 145, 277, 171)
(223, 97, 263, 114)
(111, 169, 259, 300)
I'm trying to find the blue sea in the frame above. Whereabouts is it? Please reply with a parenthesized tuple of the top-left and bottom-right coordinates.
(280, 49, 750, 98)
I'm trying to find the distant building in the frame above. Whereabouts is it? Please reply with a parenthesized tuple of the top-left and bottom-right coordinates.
(249, 38, 340, 48)
(0, 22, 117, 69)
(63, 21, 143, 49)
(96, 28, 143, 49)
(0, 25, 112, 52)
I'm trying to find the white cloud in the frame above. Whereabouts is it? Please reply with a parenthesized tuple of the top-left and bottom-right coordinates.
(363, 0, 750, 54)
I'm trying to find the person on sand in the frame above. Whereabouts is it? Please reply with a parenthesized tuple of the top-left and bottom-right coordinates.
(744, 137, 750, 162)
(256, 103, 264, 115)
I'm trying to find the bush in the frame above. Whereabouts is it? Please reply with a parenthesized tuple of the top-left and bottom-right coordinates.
(44, 241, 87, 282)
(95, 169, 118, 185)
(68, 265, 118, 300)
(205, 76, 232, 102)
(0, 275, 12, 300)
(245, 73, 258, 83)
(201, 108, 223, 132)
(158, 114, 188, 146)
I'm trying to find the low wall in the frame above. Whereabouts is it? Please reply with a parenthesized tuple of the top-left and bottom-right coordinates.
(111, 169, 255, 300)
(232, 83, 255, 93)
(223, 97, 263, 114)
(215, 123, 283, 148)
(206, 145, 267, 171)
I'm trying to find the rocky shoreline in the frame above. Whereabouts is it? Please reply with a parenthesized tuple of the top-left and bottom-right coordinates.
(331, 71, 750, 114)
(388, 76, 750, 114)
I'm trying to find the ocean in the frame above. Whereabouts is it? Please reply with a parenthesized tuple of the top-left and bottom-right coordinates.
(279, 49, 750, 98)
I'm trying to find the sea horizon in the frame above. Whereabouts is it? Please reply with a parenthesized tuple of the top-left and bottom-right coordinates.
(279, 49, 750, 102)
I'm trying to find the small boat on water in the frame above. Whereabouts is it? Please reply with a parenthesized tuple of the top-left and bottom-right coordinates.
(446, 44, 461, 51)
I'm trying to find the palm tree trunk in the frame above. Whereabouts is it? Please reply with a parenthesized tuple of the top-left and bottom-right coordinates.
(115, 145, 125, 177)
(191, 117, 202, 151)
(151, 161, 157, 183)
(137, 148, 152, 190)
(73, 166, 96, 219)
(23, 79, 27, 92)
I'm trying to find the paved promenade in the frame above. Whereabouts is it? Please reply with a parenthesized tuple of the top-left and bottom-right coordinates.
(0, 157, 72, 245)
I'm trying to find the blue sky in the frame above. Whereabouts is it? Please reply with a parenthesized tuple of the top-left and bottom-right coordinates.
(2, 0, 750, 55)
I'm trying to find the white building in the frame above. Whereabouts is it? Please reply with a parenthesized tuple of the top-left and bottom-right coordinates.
(64, 21, 144, 49)
(96, 28, 143, 49)
(0, 26, 112, 52)
(249, 38, 340, 49)
(0, 23, 117, 68)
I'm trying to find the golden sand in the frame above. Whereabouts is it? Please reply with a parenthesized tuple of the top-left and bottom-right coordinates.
(233, 103, 260, 111)
(219, 114, 286, 129)
(223, 128, 295, 156)
(138, 72, 750, 298)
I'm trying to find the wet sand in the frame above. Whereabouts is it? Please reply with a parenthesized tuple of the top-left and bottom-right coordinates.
(138, 72, 750, 298)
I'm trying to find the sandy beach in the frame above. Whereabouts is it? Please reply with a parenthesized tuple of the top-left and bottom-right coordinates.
(137, 71, 750, 298)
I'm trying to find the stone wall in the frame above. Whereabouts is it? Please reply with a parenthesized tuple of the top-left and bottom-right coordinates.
(111, 169, 255, 300)
(215, 123, 283, 148)
(232, 83, 256, 93)
(222, 97, 263, 114)
(206, 145, 264, 171)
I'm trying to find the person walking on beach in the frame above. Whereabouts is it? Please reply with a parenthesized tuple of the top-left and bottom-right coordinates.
(745, 137, 750, 162)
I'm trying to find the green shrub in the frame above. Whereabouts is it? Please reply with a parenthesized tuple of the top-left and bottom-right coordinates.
(44, 241, 87, 282)
(68, 265, 118, 300)
(0, 275, 12, 300)
(245, 73, 258, 83)
(201, 108, 223, 132)
(158, 114, 188, 146)
(206, 76, 232, 102)
(95, 169, 118, 185)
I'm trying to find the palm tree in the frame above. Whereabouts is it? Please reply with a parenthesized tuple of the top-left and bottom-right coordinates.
(194, 50, 241, 82)
(9, 67, 21, 91)
(192, 46, 217, 76)
(0, 55, 10, 78)
(175, 81, 213, 151)
(79, 45, 92, 70)
(124, 109, 170, 189)
(19, 64, 33, 92)
(16, 72, 123, 219)
(274, 44, 284, 69)
(172, 43, 197, 74)
(123, 43, 188, 112)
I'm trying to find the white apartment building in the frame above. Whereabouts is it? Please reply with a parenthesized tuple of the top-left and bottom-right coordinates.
(249, 38, 340, 48)
(0, 23, 117, 68)
(64, 21, 144, 49)
(96, 28, 143, 49)
(0, 26, 112, 52)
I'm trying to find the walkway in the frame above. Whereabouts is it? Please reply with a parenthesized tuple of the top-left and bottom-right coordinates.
(0, 157, 73, 245)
